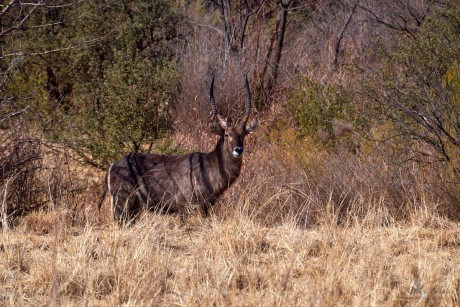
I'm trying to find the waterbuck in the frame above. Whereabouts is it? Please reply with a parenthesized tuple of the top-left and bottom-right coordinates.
(98, 76, 257, 224)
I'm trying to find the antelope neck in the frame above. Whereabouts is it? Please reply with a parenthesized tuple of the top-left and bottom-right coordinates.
(207, 137, 242, 181)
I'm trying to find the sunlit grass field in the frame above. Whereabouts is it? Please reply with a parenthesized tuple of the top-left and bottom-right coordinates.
(1, 197, 459, 306)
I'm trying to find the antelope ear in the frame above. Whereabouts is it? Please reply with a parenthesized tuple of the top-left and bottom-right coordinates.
(245, 119, 258, 134)
(210, 122, 225, 135)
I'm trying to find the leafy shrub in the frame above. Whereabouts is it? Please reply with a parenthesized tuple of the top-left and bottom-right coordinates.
(265, 119, 324, 171)
(288, 79, 354, 141)
(55, 61, 180, 168)
(7, 0, 185, 169)
(369, 4, 460, 168)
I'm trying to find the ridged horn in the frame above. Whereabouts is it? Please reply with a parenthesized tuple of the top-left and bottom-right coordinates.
(209, 76, 228, 129)
(239, 75, 252, 128)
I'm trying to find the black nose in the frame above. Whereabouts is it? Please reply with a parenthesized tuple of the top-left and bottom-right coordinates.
(234, 147, 243, 155)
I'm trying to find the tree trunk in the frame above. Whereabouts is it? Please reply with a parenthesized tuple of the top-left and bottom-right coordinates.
(265, 0, 291, 101)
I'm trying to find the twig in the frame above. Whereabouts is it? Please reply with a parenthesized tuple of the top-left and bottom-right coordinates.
(0, 29, 116, 59)
(188, 19, 223, 35)
(0, 105, 30, 122)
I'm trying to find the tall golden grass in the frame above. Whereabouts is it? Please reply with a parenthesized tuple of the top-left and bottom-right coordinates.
(2, 2, 460, 306)
(1, 175, 459, 306)
(2, 117, 460, 306)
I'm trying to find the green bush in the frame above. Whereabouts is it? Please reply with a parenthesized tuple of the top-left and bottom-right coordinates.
(288, 79, 354, 140)
(369, 3, 460, 167)
(7, 0, 185, 169)
(57, 61, 179, 168)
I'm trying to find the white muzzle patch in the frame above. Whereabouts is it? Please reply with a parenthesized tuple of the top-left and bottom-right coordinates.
(232, 147, 243, 158)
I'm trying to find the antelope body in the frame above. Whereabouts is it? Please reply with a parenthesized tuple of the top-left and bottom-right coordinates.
(99, 77, 257, 224)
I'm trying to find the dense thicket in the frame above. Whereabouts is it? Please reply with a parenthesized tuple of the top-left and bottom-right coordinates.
(3, 0, 183, 167)
(1, 0, 459, 223)
(369, 5, 460, 166)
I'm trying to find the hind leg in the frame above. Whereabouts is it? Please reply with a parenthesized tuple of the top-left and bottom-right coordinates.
(200, 201, 212, 217)
(112, 189, 142, 226)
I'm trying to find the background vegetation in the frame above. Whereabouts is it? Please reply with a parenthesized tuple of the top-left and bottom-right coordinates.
(1, 0, 459, 305)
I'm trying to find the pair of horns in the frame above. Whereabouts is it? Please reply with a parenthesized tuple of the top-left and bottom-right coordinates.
(209, 76, 252, 129)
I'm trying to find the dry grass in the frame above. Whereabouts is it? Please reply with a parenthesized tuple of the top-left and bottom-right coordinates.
(1, 196, 459, 306)
(3, 3, 460, 306)
(1, 108, 459, 306)
(2, 117, 459, 306)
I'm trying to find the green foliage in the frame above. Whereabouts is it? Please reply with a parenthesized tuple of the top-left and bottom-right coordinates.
(58, 61, 179, 167)
(7, 0, 185, 168)
(444, 60, 460, 109)
(372, 3, 460, 167)
(266, 118, 325, 171)
(154, 134, 188, 156)
(288, 78, 353, 139)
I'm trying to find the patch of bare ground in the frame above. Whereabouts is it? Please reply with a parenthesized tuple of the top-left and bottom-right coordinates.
(0, 206, 459, 306)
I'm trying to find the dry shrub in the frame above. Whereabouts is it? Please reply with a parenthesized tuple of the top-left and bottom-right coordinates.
(209, 116, 457, 228)
(1, 139, 43, 227)
(175, 3, 292, 147)
(170, 2, 460, 228)
(0, 134, 102, 229)
(176, 53, 257, 151)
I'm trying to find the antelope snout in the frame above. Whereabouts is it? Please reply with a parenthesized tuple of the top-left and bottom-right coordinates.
(232, 147, 244, 157)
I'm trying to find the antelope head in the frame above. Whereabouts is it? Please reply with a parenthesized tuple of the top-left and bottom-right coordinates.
(209, 76, 258, 160)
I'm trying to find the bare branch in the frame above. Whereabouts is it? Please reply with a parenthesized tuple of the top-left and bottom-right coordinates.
(0, 106, 30, 122)
(20, 0, 83, 9)
(27, 12, 89, 29)
(358, 4, 416, 38)
(188, 19, 223, 35)
(0, 0, 18, 17)
(334, 1, 358, 66)
(240, 0, 266, 49)
(0, 0, 41, 37)
(0, 29, 116, 59)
